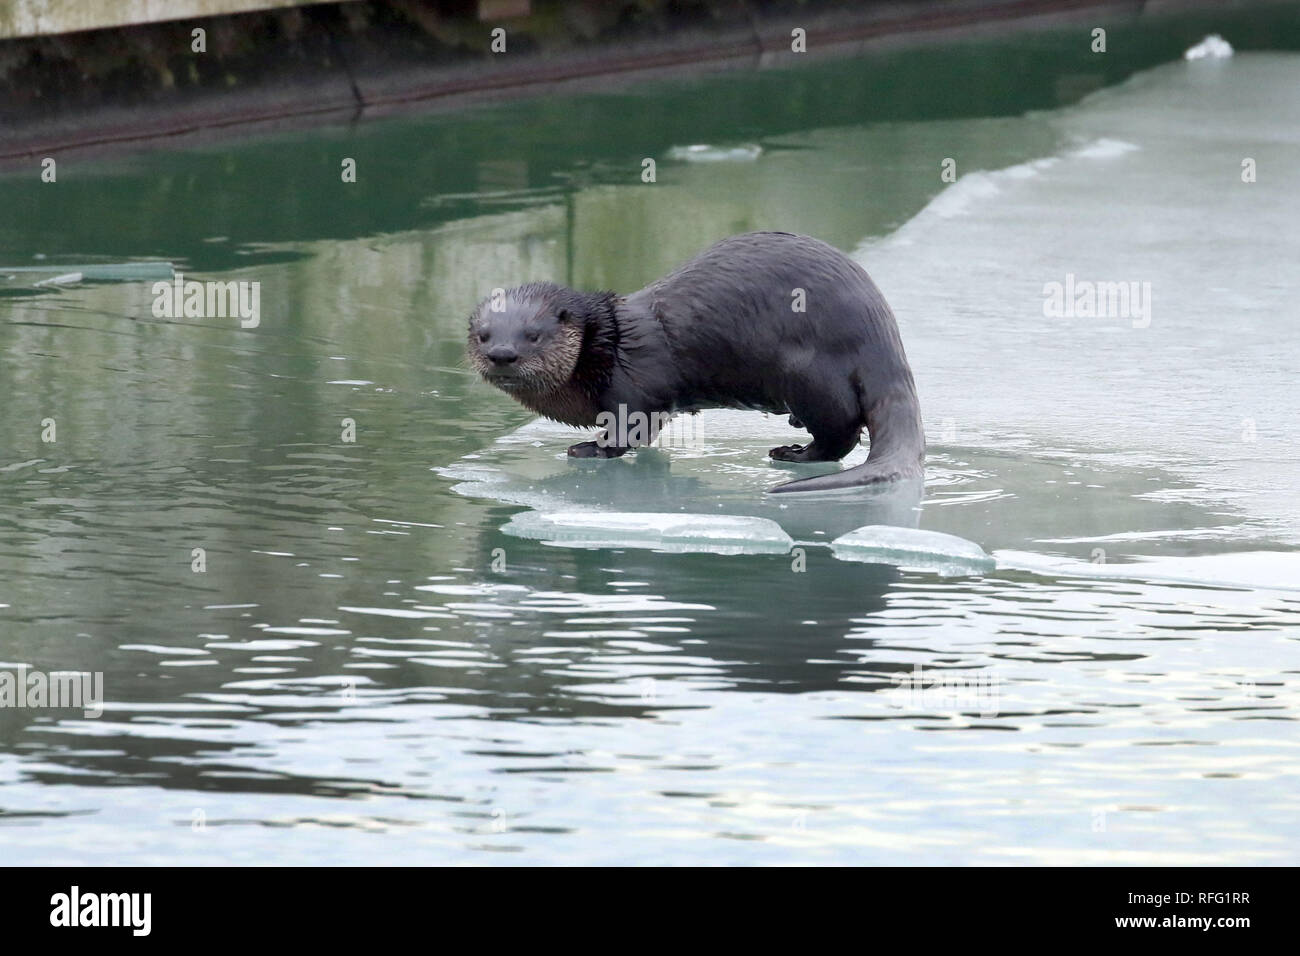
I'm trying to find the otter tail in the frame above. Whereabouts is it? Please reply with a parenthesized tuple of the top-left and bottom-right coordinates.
(769, 385, 925, 494)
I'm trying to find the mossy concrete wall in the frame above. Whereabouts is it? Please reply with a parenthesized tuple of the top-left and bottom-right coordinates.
(0, 0, 1290, 161)
(0, 0, 332, 39)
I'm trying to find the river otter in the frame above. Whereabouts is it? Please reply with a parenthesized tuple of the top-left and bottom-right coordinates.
(467, 231, 924, 493)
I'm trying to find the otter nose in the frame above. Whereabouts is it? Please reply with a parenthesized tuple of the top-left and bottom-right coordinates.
(487, 345, 518, 366)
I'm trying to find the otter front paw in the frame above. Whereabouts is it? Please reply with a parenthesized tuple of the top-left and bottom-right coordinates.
(568, 440, 630, 459)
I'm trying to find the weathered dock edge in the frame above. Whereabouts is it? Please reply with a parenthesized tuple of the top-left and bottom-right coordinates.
(0, 0, 1285, 161)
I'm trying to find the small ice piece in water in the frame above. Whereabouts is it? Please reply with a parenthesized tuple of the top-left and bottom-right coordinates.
(1, 261, 174, 285)
(1184, 35, 1233, 60)
(666, 144, 763, 163)
(501, 510, 794, 555)
(33, 272, 83, 287)
(1069, 138, 1139, 161)
(830, 525, 995, 575)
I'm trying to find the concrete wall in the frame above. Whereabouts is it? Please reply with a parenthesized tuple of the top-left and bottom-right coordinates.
(1, 0, 1287, 162)
(0, 0, 331, 39)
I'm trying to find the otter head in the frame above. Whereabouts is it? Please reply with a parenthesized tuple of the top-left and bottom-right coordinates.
(467, 282, 588, 397)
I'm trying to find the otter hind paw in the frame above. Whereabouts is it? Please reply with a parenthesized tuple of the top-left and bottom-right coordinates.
(768, 443, 809, 462)
(769, 440, 847, 463)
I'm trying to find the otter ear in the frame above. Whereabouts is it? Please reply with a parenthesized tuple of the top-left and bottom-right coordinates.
(556, 308, 572, 323)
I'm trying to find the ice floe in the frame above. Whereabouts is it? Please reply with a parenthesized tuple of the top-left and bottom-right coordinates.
(666, 144, 763, 162)
(1184, 35, 1233, 60)
(831, 525, 996, 575)
(501, 510, 795, 555)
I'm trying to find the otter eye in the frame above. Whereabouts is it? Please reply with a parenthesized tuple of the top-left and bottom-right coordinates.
(477, 331, 490, 343)
(525, 330, 541, 343)
(556, 309, 571, 323)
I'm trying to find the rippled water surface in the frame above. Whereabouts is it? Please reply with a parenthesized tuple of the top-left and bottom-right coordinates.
(2, 18, 1299, 864)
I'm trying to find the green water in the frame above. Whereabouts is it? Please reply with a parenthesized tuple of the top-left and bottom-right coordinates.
(2, 10, 1300, 864)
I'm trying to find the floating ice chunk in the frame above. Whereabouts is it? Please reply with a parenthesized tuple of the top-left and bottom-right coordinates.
(501, 510, 794, 555)
(859, 136, 1147, 254)
(666, 144, 763, 162)
(830, 525, 995, 575)
(0, 262, 174, 283)
(33, 272, 83, 287)
(995, 549, 1300, 593)
(434, 461, 513, 497)
(1184, 35, 1233, 60)
(1069, 138, 1139, 160)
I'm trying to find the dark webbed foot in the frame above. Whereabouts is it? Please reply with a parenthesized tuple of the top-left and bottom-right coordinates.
(769, 443, 805, 461)
(568, 438, 631, 459)
(769, 442, 831, 462)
